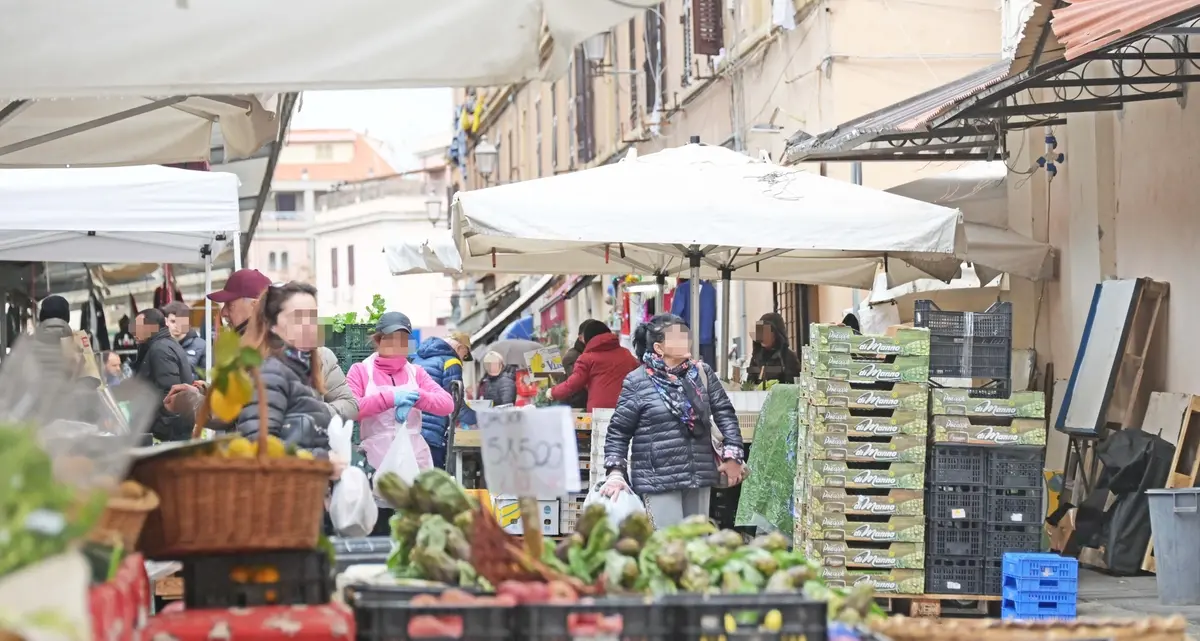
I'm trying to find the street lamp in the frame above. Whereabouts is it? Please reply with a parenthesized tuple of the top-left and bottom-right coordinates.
(474, 136, 498, 184)
(425, 194, 443, 227)
(583, 32, 609, 64)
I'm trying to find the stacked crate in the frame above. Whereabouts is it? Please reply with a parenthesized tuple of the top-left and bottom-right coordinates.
(798, 323, 931, 595)
(1001, 552, 1079, 620)
(927, 388, 1048, 597)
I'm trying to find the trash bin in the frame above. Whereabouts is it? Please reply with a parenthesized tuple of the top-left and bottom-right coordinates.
(1147, 487, 1200, 605)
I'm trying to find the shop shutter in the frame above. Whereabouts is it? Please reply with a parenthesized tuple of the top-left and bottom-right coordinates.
(693, 0, 724, 56)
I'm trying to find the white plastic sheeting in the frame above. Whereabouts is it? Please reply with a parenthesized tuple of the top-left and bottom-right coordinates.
(0, 0, 658, 98)
(0, 165, 240, 263)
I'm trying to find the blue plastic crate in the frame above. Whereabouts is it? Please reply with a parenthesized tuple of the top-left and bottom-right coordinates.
(1001, 599, 1077, 618)
(1001, 606, 1073, 621)
(1002, 552, 1078, 580)
(1003, 575, 1079, 594)
(1002, 585, 1077, 604)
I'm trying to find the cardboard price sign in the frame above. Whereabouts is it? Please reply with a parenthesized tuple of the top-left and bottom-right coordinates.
(478, 406, 581, 496)
(524, 346, 565, 375)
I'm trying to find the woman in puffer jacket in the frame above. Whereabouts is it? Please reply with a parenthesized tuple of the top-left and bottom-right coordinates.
(235, 281, 333, 455)
(600, 313, 746, 528)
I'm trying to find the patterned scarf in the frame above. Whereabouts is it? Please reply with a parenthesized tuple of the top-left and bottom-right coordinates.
(642, 351, 703, 432)
(281, 343, 313, 376)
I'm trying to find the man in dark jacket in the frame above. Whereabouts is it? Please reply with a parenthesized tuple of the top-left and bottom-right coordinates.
(549, 324, 638, 411)
(410, 331, 469, 469)
(134, 308, 196, 442)
(747, 312, 802, 387)
(162, 301, 206, 371)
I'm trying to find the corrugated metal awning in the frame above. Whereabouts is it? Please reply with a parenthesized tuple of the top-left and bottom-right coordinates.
(783, 62, 1010, 164)
(1009, 0, 1066, 74)
(1053, 0, 1200, 60)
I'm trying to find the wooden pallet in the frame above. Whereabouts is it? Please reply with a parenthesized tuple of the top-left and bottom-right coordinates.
(875, 593, 1001, 618)
(1142, 392, 1200, 572)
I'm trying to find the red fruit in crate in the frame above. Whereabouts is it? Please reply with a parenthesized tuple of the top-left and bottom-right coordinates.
(597, 614, 625, 634)
(524, 582, 551, 604)
(437, 615, 465, 637)
(440, 588, 476, 604)
(490, 594, 519, 607)
(547, 580, 579, 602)
(411, 594, 440, 607)
(408, 615, 450, 638)
(497, 580, 531, 603)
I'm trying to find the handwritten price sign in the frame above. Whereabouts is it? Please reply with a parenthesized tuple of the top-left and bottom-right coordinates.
(478, 406, 581, 496)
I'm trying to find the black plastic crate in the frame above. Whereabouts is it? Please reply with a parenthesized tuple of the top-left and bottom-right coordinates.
(182, 549, 332, 608)
(331, 537, 394, 572)
(928, 335, 1012, 380)
(710, 485, 742, 530)
(666, 593, 827, 641)
(346, 585, 513, 641)
(929, 520, 985, 557)
(986, 487, 1044, 525)
(987, 448, 1045, 489)
(986, 524, 1043, 557)
(983, 559, 1004, 596)
(914, 300, 1012, 339)
(926, 556, 985, 596)
(927, 485, 986, 521)
(520, 598, 670, 641)
(930, 445, 987, 485)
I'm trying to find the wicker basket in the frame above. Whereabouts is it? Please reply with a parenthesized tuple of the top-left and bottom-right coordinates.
(132, 369, 333, 557)
(88, 484, 159, 550)
(870, 615, 1188, 641)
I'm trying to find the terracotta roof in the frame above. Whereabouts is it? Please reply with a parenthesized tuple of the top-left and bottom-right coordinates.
(273, 132, 396, 182)
(785, 62, 1010, 162)
(1053, 0, 1200, 60)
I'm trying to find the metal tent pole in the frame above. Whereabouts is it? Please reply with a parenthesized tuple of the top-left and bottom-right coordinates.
(655, 273, 666, 313)
(719, 267, 732, 380)
(204, 249, 213, 381)
(689, 251, 702, 363)
(233, 232, 243, 271)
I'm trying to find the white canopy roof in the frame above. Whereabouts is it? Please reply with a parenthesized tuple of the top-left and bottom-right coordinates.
(0, 95, 279, 167)
(0, 0, 658, 98)
(0, 165, 240, 263)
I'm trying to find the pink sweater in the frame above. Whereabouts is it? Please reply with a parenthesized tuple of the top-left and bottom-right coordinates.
(345, 358, 455, 419)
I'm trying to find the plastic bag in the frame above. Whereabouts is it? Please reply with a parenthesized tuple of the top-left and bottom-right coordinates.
(373, 415, 420, 493)
(583, 480, 646, 531)
(328, 416, 377, 536)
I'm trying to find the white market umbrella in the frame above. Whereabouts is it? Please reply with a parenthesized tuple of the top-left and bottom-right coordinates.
(0, 95, 279, 167)
(0, 0, 659, 98)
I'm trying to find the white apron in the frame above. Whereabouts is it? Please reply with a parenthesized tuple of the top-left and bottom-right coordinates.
(359, 354, 433, 471)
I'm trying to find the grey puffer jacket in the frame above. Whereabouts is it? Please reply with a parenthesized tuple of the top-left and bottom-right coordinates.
(234, 352, 332, 454)
(604, 362, 744, 495)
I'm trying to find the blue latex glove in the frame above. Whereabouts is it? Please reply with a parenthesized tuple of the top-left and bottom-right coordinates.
(393, 389, 420, 422)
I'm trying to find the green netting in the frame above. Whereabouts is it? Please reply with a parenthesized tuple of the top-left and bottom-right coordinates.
(734, 384, 801, 536)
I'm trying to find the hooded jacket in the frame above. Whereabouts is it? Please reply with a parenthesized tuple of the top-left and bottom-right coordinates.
(409, 337, 464, 449)
(478, 366, 518, 407)
(747, 312, 802, 387)
(318, 347, 359, 421)
(550, 332, 639, 411)
(179, 330, 207, 370)
(134, 327, 196, 442)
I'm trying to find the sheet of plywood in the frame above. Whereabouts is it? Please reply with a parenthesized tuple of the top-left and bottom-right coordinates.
(1059, 279, 1140, 435)
(1141, 392, 1190, 448)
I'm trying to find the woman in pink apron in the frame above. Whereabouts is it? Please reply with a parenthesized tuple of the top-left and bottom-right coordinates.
(345, 312, 456, 477)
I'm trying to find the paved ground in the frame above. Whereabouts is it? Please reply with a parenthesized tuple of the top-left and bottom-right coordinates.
(1076, 569, 1200, 635)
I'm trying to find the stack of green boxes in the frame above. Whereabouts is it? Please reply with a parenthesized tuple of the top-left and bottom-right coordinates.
(796, 323, 931, 595)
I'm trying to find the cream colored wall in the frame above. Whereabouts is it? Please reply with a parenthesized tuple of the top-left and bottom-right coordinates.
(278, 141, 355, 164)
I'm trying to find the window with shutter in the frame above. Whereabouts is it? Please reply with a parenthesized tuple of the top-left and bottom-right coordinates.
(573, 46, 597, 165)
(693, 0, 724, 56)
(681, 0, 694, 87)
(550, 84, 558, 170)
(643, 6, 667, 115)
(628, 19, 639, 131)
(330, 247, 338, 289)
(535, 98, 543, 178)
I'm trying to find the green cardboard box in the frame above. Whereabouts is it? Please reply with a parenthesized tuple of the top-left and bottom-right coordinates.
(931, 415, 1047, 446)
(808, 353, 930, 384)
(819, 567, 926, 594)
(809, 406, 929, 436)
(809, 323, 931, 357)
(808, 460, 925, 489)
(805, 540, 925, 569)
(807, 487, 925, 517)
(808, 433, 927, 463)
(805, 512, 926, 543)
(801, 376, 929, 411)
(931, 388, 1046, 418)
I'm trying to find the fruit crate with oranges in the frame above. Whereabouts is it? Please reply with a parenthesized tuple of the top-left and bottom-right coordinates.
(181, 549, 333, 608)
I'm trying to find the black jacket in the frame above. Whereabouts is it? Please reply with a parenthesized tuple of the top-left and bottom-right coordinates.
(747, 312, 802, 387)
(560, 343, 589, 409)
(234, 353, 332, 454)
(179, 331, 206, 371)
(134, 327, 196, 442)
(478, 367, 518, 406)
(604, 362, 743, 495)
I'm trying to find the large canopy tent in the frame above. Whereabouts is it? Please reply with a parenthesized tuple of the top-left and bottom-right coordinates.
(0, 165, 241, 369)
(387, 143, 971, 371)
(0, 0, 661, 97)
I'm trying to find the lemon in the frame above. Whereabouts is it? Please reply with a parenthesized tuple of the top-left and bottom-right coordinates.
(265, 435, 286, 458)
(226, 437, 255, 459)
(762, 610, 782, 632)
(295, 450, 314, 460)
(211, 371, 253, 422)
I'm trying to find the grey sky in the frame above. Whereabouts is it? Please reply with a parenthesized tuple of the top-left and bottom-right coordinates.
(290, 88, 454, 170)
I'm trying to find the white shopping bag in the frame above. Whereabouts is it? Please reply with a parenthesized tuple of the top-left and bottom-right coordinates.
(328, 416, 378, 536)
(373, 415, 421, 493)
(583, 480, 646, 531)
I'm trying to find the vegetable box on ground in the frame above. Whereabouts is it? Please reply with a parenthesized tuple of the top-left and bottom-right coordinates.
(808, 434, 927, 464)
(809, 324, 931, 357)
(801, 377, 929, 411)
(809, 406, 929, 437)
(931, 416, 1048, 446)
(805, 541, 925, 570)
(808, 461, 926, 490)
(820, 567, 926, 595)
(931, 389, 1047, 418)
(807, 353, 930, 384)
(806, 488, 926, 517)
(804, 512, 926, 543)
